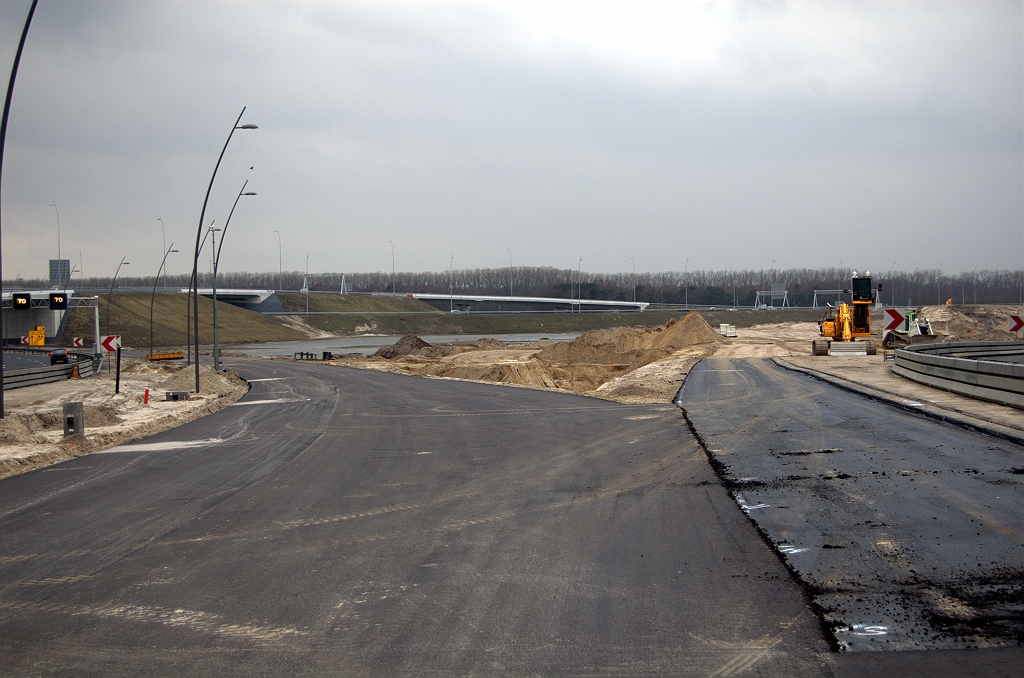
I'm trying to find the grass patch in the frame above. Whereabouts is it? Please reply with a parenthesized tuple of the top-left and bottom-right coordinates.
(63, 293, 306, 350)
(276, 293, 439, 314)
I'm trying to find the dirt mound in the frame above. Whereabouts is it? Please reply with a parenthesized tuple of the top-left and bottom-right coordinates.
(918, 305, 1020, 342)
(375, 334, 431, 359)
(471, 337, 505, 349)
(537, 313, 721, 365)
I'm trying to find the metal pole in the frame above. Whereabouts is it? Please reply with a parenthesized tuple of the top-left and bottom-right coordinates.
(0, 0, 39, 418)
(107, 257, 129, 336)
(274, 229, 282, 291)
(150, 243, 176, 358)
(507, 247, 513, 298)
(388, 240, 395, 294)
(211, 227, 220, 369)
(49, 200, 60, 268)
(684, 258, 689, 309)
(631, 257, 635, 305)
(92, 299, 100, 364)
(190, 107, 257, 393)
(577, 257, 582, 313)
(449, 255, 454, 312)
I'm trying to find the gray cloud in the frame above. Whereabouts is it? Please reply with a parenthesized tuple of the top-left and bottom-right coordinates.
(1, 0, 1020, 283)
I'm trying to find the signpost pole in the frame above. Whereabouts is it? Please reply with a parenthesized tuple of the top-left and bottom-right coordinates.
(115, 346, 122, 394)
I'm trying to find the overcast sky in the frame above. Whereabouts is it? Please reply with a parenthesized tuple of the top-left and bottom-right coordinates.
(1, 0, 1021, 282)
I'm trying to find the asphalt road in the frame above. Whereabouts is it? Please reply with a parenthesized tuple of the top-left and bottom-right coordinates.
(677, 358, 1024, 653)
(0, 359, 833, 676)
(2, 352, 52, 370)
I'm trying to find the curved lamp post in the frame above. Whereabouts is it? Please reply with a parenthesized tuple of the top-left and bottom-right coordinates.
(507, 247, 513, 298)
(211, 181, 256, 370)
(107, 257, 130, 336)
(577, 257, 583, 313)
(631, 257, 636, 305)
(684, 257, 690, 309)
(0, 0, 40, 418)
(388, 239, 395, 294)
(150, 243, 178, 357)
(190, 108, 257, 392)
(49, 200, 61, 266)
(273, 228, 282, 291)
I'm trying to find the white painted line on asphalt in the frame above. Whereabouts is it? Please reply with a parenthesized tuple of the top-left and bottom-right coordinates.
(97, 438, 224, 454)
(229, 398, 310, 406)
(778, 544, 808, 555)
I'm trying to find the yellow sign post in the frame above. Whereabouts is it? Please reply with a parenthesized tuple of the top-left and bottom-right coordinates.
(28, 325, 45, 347)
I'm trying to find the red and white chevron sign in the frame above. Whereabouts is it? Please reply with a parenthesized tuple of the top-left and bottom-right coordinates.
(883, 308, 906, 332)
(1009, 316, 1024, 333)
(100, 335, 121, 352)
(72, 337, 84, 348)
(19, 336, 27, 345)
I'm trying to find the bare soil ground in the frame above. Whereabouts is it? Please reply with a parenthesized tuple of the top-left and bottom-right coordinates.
(0, 361, 248, 479)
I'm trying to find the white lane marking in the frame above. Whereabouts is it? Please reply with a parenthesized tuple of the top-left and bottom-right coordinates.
(778, 544, 808, 555)
(416, 451, 431, 455)
(247, 378, 286, 382)
(848, 624, 889, 636)
(96, 438, 223, 454)
(733, 492, 770, 512)
(229, 398, 310, 406)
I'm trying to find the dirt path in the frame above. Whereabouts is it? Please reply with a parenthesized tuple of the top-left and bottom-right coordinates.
(0, 361, 248, 479)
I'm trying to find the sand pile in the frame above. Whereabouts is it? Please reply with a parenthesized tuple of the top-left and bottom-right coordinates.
(375, 334, 431, 359)
(918, 305, 1021, 342)
(537, 313, 721, 368)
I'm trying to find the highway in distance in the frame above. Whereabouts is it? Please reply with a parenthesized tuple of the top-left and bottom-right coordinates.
(0, 359, 832, 676)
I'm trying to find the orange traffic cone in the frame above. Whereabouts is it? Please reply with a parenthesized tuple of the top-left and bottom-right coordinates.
(71, 365, 81, 379)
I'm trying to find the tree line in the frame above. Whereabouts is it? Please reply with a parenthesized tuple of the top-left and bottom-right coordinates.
(9, 266, 1024, 307)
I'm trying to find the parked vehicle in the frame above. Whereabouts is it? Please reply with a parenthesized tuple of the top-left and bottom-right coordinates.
(49, 349, 69, 365)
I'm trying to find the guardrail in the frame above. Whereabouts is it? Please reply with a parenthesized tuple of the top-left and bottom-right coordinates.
(893, 341, 1024, 409)
(3, 348, 99, 390)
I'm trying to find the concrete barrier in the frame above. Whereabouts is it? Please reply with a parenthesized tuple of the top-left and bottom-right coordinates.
(893, 341, 1024, 409)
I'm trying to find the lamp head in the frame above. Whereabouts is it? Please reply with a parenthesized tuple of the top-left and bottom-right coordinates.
(243, 192, 257, 196)
(237, 123, 258, 130)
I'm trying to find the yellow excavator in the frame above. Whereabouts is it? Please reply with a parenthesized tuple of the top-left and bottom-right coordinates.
(812, 272, 877, 356)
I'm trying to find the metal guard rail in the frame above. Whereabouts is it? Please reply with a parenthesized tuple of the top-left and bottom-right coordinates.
(893, 341, 1024, 409)
(3, 349, 99, 391)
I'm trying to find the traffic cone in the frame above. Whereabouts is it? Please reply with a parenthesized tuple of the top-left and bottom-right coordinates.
(71, 365, 81, 379)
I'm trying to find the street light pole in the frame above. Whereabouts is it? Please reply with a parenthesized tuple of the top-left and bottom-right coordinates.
(49, 200, 60, 269)
(273, 229, 282, 291)
(449, 255, 454, 312)
(190, 107, 257, 393)
(209, 226, 223, 369)
(631, 257, 636, 306)
(106, 257, 130, 336)
(507, 248, 513, 298)
(150, 243, 178, 358)
(388, 240, 395, 294)
(211, 181, 256, 370)
(890, 261, 897, 307)
(684, 258, 690, 309)
(577, 257, 583, 313)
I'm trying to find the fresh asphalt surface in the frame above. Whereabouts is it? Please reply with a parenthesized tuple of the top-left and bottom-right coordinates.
(1, 357, 1021, 676)
(678, 358, 1024, 654)
(0, 358, 832, 676)
(2, 353, 52, 370)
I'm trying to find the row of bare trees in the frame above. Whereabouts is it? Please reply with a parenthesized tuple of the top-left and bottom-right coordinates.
(9, 266, 1024, 307)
